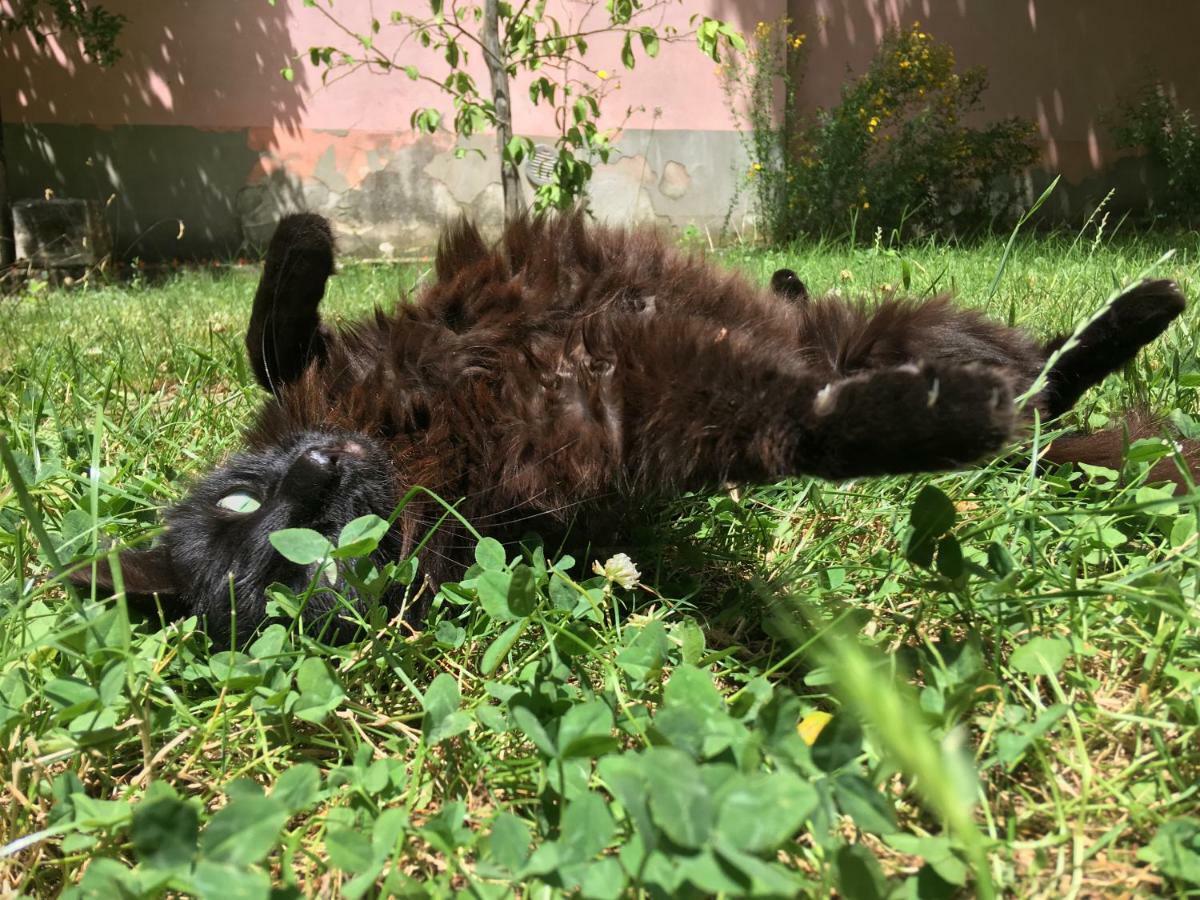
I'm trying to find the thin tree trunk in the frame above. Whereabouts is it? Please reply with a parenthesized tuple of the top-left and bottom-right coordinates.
(783, 0, 804, 161)
(481, 0, 524, 222)
(0, 93, 13, 269)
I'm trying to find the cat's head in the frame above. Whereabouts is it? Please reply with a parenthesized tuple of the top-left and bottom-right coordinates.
(71, 429, 400, 645)
(71, 215, 424, 645)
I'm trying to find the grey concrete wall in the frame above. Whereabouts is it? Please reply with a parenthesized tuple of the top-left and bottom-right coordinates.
(5, 123, 753, 260)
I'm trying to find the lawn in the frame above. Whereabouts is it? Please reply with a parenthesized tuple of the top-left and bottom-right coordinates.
(2, 226, 1199, 898)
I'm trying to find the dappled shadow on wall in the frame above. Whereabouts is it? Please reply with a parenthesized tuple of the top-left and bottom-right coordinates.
(0, 0, 307, 258)
(786, 0, 1200, 216)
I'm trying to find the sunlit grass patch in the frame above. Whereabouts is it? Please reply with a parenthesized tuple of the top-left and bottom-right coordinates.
(1, 229, 1199, 897)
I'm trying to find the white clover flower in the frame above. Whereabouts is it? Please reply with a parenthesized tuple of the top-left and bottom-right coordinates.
(592, 552, 640, 589)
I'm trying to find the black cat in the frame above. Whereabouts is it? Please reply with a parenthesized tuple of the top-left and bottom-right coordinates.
(71, 212, 1190, 645)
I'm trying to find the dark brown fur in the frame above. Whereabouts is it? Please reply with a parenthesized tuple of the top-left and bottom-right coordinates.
(72, 211, 1191, 643)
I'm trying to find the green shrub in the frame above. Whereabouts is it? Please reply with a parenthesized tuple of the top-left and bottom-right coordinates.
(727, 21, 1039, 242)
(1111, 79, 1200, 223)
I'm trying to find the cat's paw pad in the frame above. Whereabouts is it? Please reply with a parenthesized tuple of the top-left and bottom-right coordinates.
(817, 363, 1016, 472)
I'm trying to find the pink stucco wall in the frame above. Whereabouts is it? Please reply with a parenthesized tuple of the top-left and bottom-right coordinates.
(3, 1, 778, 134)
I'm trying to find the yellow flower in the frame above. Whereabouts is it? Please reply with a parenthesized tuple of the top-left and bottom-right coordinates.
(597, 69, 610, 80)
(899, 59, 910, 69)
(862, 201, 870, 209)
(797, 712, 832, 745)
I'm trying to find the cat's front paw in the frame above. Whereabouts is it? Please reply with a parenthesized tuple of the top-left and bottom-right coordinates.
(810, 362, 1016, 476)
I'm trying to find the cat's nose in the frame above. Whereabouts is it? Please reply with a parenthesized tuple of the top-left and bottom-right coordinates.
(303, 447, 339, 469)
(282, 444, 345, 495)
(302, 441, 365, 470)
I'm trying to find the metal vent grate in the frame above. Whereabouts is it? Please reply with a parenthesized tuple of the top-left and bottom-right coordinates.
(524, 144, 557, 187)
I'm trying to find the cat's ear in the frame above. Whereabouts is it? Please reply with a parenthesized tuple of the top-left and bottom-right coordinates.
(246, 213, 335, 396)
(68, 547, 179, 598)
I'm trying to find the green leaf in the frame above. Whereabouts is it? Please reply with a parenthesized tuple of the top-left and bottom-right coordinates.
(475, 537, 507, 570)
(44, 677, 99, 718)
(905, 486, 957, 568)
(714, 771, 818, 853)
(577, 857, 627, 900)
(835, 843, 887, 900)
(1127, 437, 1172, 464)
(884, 834, 967, 886)
(621, 33, 635, 68)
(421, 800, 472, 852)
(190, 860, 272, 900)
(1172, 513, 1197, 549)
(293, 657, 346, 723)
(70, 793, 132, 828)
(373, 807, 410, 858)
(270, 528, 333, 565)
(199, 795, 289, 866)
(271, 763, 322, 814)
(512, 705, 557, 757)
(596, 755, 656, 846)
(1139, 818, 1200, 884)
(664, 664, 725, 714)
(615, 620, 668, 685)
(132, 791, 198, 870)
(335, 514, 389, 558)
(1010, 636, 1071, 676)
(557, 699, 616, 758)
(481, 619, 527, 676)
(422, 673, 471, 744)
(936, 534, 964, 578)
(643, 748, 712, 849)
(485, 812, 531, 871)
(832, 774, 896, 835)
(475, 565, 537, 621)
(559, 791, 616, 863)
(74, 858, 143, 897)
(810, 713, 862, 772)
(639, 27, 660, 57)
(327, 824, 374, 872)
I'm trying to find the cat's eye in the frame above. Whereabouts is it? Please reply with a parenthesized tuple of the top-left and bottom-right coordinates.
(217, 492, 261, 514)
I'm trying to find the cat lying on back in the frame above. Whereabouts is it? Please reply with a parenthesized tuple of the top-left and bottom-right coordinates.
(71, 212, 1190, 645)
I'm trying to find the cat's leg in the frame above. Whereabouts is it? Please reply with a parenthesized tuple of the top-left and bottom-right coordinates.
(770, 268, 809, 302)
(246, 213, 336, 395)
(619, 321, 1015, 488)
(1037, 279, 1186, 419)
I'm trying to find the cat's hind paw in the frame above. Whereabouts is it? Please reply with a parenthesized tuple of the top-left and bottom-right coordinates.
(807, 362, 1016, 477)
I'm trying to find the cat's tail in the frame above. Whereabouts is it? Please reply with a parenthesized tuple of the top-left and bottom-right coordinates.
(1037, 412, 1199, 491)
(246, 213, 336, 395)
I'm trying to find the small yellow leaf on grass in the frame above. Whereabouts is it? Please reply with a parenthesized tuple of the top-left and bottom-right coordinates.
(798, 711, 833, 745)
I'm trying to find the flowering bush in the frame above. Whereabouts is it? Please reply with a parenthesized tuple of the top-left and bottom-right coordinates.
(727, 22, 1039, 242)
(1110, 80, 1200, 223)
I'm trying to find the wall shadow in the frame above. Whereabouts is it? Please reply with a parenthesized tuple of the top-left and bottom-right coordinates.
(0, 0, 308, 258)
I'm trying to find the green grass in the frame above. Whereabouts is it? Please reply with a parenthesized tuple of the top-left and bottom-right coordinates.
(2, 227, 1200, 898)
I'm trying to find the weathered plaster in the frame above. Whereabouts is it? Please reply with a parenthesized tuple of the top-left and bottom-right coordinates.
(5, 122, 754, 259)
